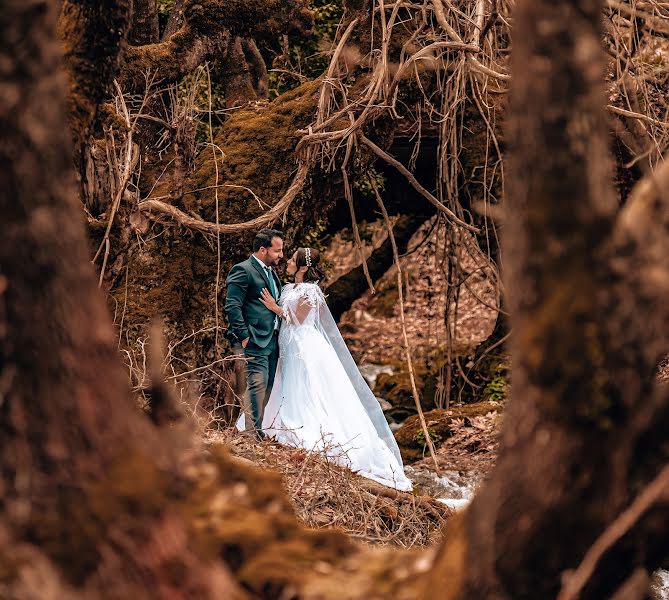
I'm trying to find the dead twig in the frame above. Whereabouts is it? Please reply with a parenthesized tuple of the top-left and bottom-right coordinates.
(370, 176, 440, 474)
(558, 462, 669, 600)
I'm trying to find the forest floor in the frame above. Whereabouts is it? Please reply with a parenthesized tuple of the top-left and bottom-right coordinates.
(205, 418, 668, 600)
(205, 408, 501, 548)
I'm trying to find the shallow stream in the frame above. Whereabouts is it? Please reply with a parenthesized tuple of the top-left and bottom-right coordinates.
(405, 465, 480, 511)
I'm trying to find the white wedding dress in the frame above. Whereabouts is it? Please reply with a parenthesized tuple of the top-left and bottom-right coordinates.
(238, 282, 412, 492)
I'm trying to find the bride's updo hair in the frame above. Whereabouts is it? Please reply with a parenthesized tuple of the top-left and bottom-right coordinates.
(296, 247, 325, 283)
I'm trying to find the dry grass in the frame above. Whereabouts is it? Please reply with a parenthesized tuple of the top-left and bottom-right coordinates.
(204, 427, 451, 548)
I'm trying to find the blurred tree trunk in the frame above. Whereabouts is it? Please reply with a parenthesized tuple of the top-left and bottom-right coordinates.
(0, 1, 247, 596)
(426, 0, 669, 597)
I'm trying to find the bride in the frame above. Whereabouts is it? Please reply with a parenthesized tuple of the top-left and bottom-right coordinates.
(239, 247, 412, 492)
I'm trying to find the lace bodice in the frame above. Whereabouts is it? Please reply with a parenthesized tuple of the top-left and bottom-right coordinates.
(279, 283, 326, 327)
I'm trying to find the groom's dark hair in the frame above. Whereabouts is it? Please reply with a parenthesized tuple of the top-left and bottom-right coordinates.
(253, 228, 282, 252)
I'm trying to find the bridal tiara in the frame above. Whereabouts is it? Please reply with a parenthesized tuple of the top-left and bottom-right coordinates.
(304, 247, 312, 267)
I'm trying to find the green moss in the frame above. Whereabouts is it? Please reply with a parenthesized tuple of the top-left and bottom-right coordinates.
(482, 363, 509, 403)
(353, 167, 386, 198)
(414, 427, 443, 449)
(186, 79, 321, 223)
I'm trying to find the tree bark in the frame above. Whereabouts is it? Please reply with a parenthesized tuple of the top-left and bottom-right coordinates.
(242, 38, 269, 98)
(219, 36, 258, 106)
(161, 0, 186, 41)
(425, 0, 669, 598)
(128, 0, 159, 45)
(58, 0, 132, 172)
(0, 2, 244, 595)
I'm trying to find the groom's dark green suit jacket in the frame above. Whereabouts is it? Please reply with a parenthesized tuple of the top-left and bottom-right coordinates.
(224, 257, 281, 352)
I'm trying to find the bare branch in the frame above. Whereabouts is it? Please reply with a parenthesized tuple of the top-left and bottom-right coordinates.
(558, 462, 669, 600)
(360, 135, 480, 233)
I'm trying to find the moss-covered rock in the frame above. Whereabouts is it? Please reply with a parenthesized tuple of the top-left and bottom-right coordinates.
(376, 365, 437, 412)
(394, 401, 502, 462)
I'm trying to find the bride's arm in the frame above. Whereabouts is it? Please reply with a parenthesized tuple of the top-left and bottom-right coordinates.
(281, 285, 324, 324)
(292, 298, 313, 324)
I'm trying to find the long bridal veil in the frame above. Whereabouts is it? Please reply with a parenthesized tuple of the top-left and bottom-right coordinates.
(279, 283, 404, 466)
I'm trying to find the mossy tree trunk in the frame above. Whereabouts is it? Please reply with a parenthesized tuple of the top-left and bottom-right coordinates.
(128, 0, 159, 45)
(162, 0, 186, 40)
(119, 0, 312, 92)
(427, 0, 669, 597)
(219, 36, 269, 105)
(57, 0, 132, 181)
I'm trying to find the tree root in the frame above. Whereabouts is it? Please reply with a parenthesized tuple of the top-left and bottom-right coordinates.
(138, 162, 310, 235)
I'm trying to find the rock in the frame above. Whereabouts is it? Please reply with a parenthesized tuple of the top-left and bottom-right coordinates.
(394, 401, 502, 463)
(375, 396, 392, 411)
(358, 363, 394, 390)
(386, 406, 415, 424)
(651, 570, 669, 600)
(375, 370, 420, 409)
(405, 466, 481, 511)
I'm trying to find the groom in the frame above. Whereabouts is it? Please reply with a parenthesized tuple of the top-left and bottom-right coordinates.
(225, 228, 283, 435)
